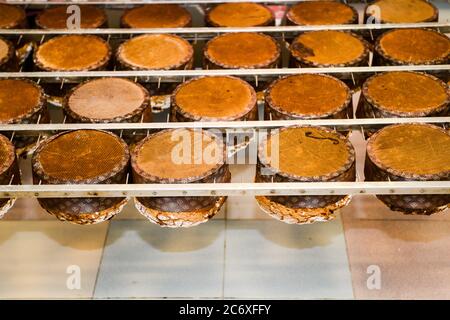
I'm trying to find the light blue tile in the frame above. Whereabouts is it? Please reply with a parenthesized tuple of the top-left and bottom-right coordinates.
(94, 220, 225, 299)
(224, 219, 354, 299)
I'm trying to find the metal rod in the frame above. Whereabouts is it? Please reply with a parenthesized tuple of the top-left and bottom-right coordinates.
(0, 65, 448, 80)
(1, 22, 449, 35)
(0, 181, 448, 198)
(0, 117, 447, 132)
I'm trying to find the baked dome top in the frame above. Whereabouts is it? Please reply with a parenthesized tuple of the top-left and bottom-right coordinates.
(267, 74, 350, 118)
(368, 0, 437, 23)
(0, 134, 15, 176)
(377, 29, 450, 64)
(207, 2, 273, 27)
(287, 1, 356, 25)
(117, 34, 193, 70)
(173, 76, 256, 120)
(363, 72, 448, 115)
(34, 130, 128, 182)
(0, 4, 25, 29)
(205, 32, 280, 69)
(35, 35, 111, 71)
(121, 4, 191, 28)
(36, 5, 107, 29)
(67, 78, 148, 121)
(0, 80, 43, 123)
(259, 126, 354, 180)
(291, 31, 367, 66)
(0, 38, 11, 66)
(367, 124, 450, 177)
(132, 129, 224, 181)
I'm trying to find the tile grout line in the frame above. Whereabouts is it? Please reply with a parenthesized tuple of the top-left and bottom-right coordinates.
(340, 215, 357, 300)
(91, 220, 112, 300)
(221, 204, 229, 300)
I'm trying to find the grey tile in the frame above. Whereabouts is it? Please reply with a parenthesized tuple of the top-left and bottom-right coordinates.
(224, 219, 353, 299)
(94, 220, 225, 299)
(0, 221, 108, 299)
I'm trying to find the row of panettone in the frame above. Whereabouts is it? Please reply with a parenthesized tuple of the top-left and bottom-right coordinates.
(0, 70, 448, 155)
(1, 26, 449, 74)
(0, 1, 442, 29)
(0, 123, 448, 227)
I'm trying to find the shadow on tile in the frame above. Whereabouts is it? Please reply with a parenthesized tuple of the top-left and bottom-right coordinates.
(226, 217, 343, 250)
(223, 219, 353, 299)
(94, 220, 225, 298)
(104, 219, 224, 252)
(343, 214, 450, 244)
(0, 220, 108, 250)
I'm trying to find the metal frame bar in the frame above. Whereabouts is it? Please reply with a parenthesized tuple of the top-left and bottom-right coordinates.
(0, 181, 449, 198)
(1, 23, 450, 35)
(0, 65, 449, 80)
(0, 117, 449, 132)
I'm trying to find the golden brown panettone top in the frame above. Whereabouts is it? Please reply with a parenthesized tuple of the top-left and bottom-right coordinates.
(205, 33, 280, 69)
(36, 5, 107, 29)
(291, 31, 366, 66)
(287, 1, 356, 25)
(0, 80, 42, 122)
(364, 72, 448, 114)
(262, 127, 352, 178)
(207, 3, 273, 27)
(0, 4, 25, 29)
(378, 29, 450, 64)
(267, 74, 350, 117)
(367, 124, 450, 176)
(36, 130, 128, 181)
(369, 0, 437, 23)
(134, 129, 223, 180)
(173, 76, 256, 120)
(117, 34, 193, 70)
(121, 4, 191, 28)
(67, 78, 148, 120)
(0, 134, 15, 176)
(0, 38, 10, 64)
(35, 35, 110, 71)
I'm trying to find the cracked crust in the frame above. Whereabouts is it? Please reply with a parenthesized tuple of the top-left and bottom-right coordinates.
(287, 1, 358, 26)
(171, 76, 257, 122)
(265, 74, 352, 120)
(116, 34, 194, 71)
(204, 32, 280, 69)
(64, 78, 150, 123)
(206, 3, 274, 27)
(366, 123, 450, 181)
(375, 28, 450, 65)
(34, 35, 111, 71)
(362, 71, 449, 117)
(290, 30, 370, 68)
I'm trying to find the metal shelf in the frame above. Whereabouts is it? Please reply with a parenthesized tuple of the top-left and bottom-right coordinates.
(1, 23, 449, 35)
(1, 65, 449, 82)
(0, 181, 449, 198)
(0, 117, 449, 133)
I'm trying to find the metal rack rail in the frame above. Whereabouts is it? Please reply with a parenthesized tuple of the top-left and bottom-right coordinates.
(0, 117, 448, 132)
(1, 65, 449, 82)
(0, 181, 449, 198)
(1, 23, 449, 35)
